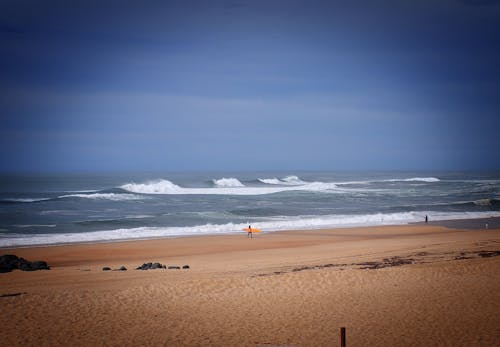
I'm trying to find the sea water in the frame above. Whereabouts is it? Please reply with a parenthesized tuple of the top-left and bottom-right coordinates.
(0, 171, 499, 247)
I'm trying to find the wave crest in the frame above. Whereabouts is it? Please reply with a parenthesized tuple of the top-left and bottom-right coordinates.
(59, 193, 145, 201)
(386, 177, 440, 183)
(118, 177, 343, 195)
(212, 177, 245, 187)
(282, 175, 307, 185)
(258, 178, 283, 185)
(1, 197, 52, 203)
(120, 179, 183, 194)
(473, 198, 500, 206)
(258, 175, 307, 186)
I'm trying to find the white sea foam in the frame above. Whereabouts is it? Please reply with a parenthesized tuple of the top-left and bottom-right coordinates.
(3, 211, 500, 247)
(2, 198, 52, 203)
(125, 214, 154, 219)
(282, 175, 307, 185)
(63, 190, 100, 193)
(120, 179, 339, 195)
(59, 193, 145, 201)
(118, 175, 442, 196)
(385, 177, 440, 183)
(258, 178, 283, 185)
(258, 175, 308, 185)
(473, 198, 499, 206)
(120, 180, 184, 194)
(212, 177, 245, 187)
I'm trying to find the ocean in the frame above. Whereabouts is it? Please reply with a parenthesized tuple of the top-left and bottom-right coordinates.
(1, 171, 499, 247)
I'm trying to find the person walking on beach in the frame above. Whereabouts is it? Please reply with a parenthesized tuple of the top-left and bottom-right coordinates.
(425, 215, 428, 224)
(247, 225, 253, 239)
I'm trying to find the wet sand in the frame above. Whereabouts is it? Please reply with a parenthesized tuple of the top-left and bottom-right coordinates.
(1, 223, 499, 346)
(414, 216, 500, 230)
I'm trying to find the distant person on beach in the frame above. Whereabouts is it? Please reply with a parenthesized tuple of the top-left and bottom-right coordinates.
(248, 225, 252, 238)
(425, 215, 428, 224)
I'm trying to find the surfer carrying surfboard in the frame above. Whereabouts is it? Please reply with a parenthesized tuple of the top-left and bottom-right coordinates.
(244, 225, 261, 238)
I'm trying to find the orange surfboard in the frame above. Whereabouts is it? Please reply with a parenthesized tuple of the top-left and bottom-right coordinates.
(243, 227, 261, 233)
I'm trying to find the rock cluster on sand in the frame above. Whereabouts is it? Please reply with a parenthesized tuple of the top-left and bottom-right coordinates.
(136, 262, 190, 270)
(102, 266, 127, 271)
(0, 254, 50, 273)
(136, 262, 166, 270)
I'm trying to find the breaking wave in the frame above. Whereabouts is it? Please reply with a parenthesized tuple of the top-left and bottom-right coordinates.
(282, 175, 307, 184)
(119, 179, 338, 195)
(258, 175, 307, 185)
(258, 178, 283, 185)
(385, 177, 440, 183)
(257, 175, 440, 187)
(0, 197, 52, 204)
(473, 198, 500, 206)
(120, 180, 184, 194)
(455, 198, 500, 207)
(59, 193, 145, 201)
(212, 177, 245, 187)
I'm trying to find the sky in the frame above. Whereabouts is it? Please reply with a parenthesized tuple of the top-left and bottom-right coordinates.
(1, 0, 499, 172)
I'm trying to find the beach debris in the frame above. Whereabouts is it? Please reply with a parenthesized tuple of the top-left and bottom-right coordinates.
(0, 254, 50, 273)
(359, 257, 414, 270)
(255, 247, 500, 277)
(182, 265, 190, 269)
(454, 252, 471, 260)
(102, 267, 112, 271)
(477, 251, 500, 258)
(0, 292, 27, 298)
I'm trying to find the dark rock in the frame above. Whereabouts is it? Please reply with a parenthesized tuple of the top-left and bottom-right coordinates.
(119, 266, 127, 271)
(136, 262, 167, 270)
(182, 265, 190, 269)
(0, 255, 19, 273)
(1, 254, 50, 273)
(24, 261, 50, 271)
(168, 266, 180, 270)
(136, 263, 152, 270)
(102, 267, 111, 271)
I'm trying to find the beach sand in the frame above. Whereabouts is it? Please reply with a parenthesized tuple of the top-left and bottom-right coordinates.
(1, 223, 499, 346)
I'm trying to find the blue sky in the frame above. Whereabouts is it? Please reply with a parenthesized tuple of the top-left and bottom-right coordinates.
(1, 0, 499, 172)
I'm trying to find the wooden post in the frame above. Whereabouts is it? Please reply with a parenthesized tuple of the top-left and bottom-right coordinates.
(340, 327, 346, 347)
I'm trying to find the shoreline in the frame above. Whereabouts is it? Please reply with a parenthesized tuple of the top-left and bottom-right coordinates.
(413, 216, 500, 229)
(1, 218, 499, 269)
(2, 215, 499, 251)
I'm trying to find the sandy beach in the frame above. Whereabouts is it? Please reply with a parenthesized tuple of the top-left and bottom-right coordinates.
(1, 223, 499, 346)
